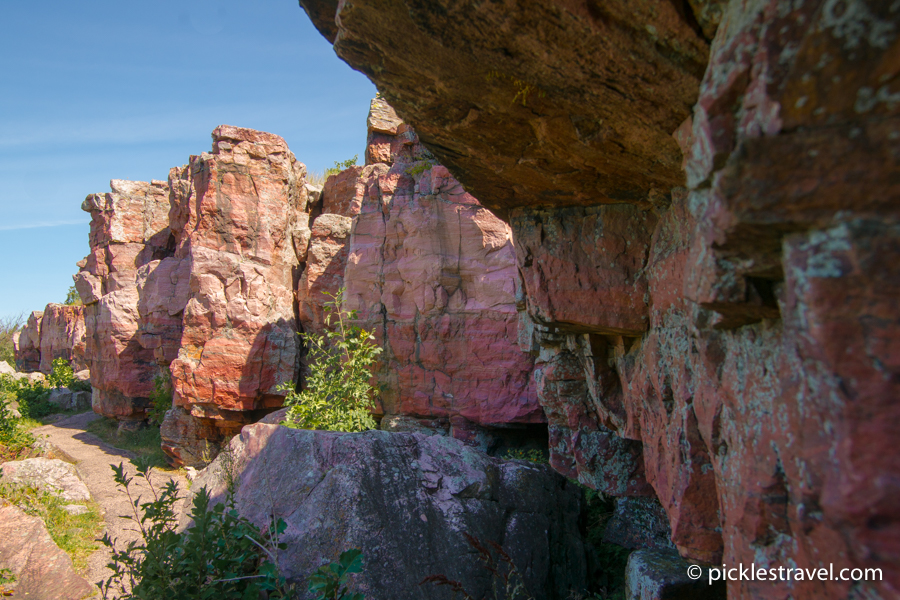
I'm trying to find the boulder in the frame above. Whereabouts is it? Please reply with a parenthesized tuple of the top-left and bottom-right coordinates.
(625, 550, 724, 600)
(0, 503, 94, 600)
(190, 424, 588, 599)
(0, 458, 91, 502)
(0, 361, 13, 376)
(47, 388, 92, 412)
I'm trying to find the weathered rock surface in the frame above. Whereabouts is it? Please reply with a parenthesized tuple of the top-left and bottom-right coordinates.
(298, 98, 543, 441)
(12, 311, 43, 372)
(299, 0, 708, 213)
(300, 1, 900, 597)
(47, 387, 92, 412)
(0, 503, 94, 600)
(38, 304, 87, 374)
(0, 458, 91, 502)
(191, 423, 587, 600)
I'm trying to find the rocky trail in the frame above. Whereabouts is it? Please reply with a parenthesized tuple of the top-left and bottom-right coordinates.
(32, 412, 189, 595)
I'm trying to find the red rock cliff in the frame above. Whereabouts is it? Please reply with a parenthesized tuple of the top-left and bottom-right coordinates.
(297, 1, 900, 598)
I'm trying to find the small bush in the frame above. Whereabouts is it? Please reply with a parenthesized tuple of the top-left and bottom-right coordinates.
(100, 462, 290, 599)
(0, 394, 35, 461)
(47, 357, 74, 389)
(324, 155, 359, 179)
(64, 285, 83, 306)
(279, 287, 380, 433)
(0, 375, 53, 420)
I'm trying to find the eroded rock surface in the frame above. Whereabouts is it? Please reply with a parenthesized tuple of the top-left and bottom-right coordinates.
(0, 458, 91, 502)
(38, 304, 87, 374)
(191, 423, 587, 600)
(12, 311, 43, 372)
(300, 1, 900, 597)
(0, 503, 94, 600)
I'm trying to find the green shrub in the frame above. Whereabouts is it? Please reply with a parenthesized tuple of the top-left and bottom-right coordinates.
(47, 357, 74, 389)
(64, 285, 82, 306)
(324, 155, 359, 179)
(100, 462, 290, 599)
(405, 160, 436, 178)
(0, 313, 23, 366)
(0, 375, 53, 420)
(279, 287, 380, 433)
(0, 394, 35, 461)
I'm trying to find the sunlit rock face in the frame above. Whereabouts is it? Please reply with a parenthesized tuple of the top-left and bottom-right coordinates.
(12, 311, 44, 372)
(37, 304, 87, 374)
(163, 126, 305, 466)
(297, 97, 544, 445)
(75, 127, 305, 456)
(298, 1, 900, 596)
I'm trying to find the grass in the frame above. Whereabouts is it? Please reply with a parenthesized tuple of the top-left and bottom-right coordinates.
(0, 481, 104, 574)
(86, 417, 173, 471)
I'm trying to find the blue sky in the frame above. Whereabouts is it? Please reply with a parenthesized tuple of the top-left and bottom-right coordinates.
(0, 0, 375, 319)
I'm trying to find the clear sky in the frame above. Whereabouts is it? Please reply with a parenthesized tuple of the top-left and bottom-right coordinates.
(0, 0, 376, 320)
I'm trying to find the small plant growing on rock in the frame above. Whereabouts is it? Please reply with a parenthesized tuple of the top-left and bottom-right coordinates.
(324, 155, 359, 178)
(47, 357, 74, 389)
(279, 287, 380, 433)
(503, 448, 548, 464)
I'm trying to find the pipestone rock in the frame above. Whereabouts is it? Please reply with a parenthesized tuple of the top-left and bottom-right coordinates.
(296, 0, 900, 597)
(38, 304, 87, 374)
(0, 458, 91, 502)
(0, 503, 94, 600)
(13, 311, 43, 372)
(190, 424, 588, 600)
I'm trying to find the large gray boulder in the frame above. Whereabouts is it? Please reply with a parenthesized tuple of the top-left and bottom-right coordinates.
(191, 424, 587, 599)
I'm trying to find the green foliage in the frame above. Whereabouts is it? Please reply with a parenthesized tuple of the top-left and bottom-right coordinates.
(0, 477, 103, 573)
(421, 533, 534, 600)
(405, 160, 436, 178)
(47, 357, 74, 388)
(308, 549, 365, 600)
(0, 567, 15, 594)
(64, 285, 83, 306)
(324, 155, 359, 178)
(147, 368, 173, 426)
(581, 487, 629, 599)
(279, 287, 380, 433)
(0, 313, 23, 366)
(0, 393, 35, 461)
(503, 448, 548, 464)
(0, 375, 53, 420)
(100, 462, 290, 599)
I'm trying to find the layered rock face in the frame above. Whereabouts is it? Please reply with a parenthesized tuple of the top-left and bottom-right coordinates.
(192, 424, 587, 599)
(12, 306, 86, 375)
(299, 1, 900, 598)
(76, 127, 304, 458)
(297, 98, 543, 443)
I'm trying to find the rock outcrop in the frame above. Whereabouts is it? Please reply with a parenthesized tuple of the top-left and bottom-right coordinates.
(191, 423, 587, 600)
(0, 458, 91, 502)
(75, 126, 305, 460)
(297, 1, 900, 598)
(298, 98, 543, 446)
(12, 305, 87, 376)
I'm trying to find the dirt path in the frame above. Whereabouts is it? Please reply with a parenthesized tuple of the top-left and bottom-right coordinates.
(33, 412, 189, 594)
